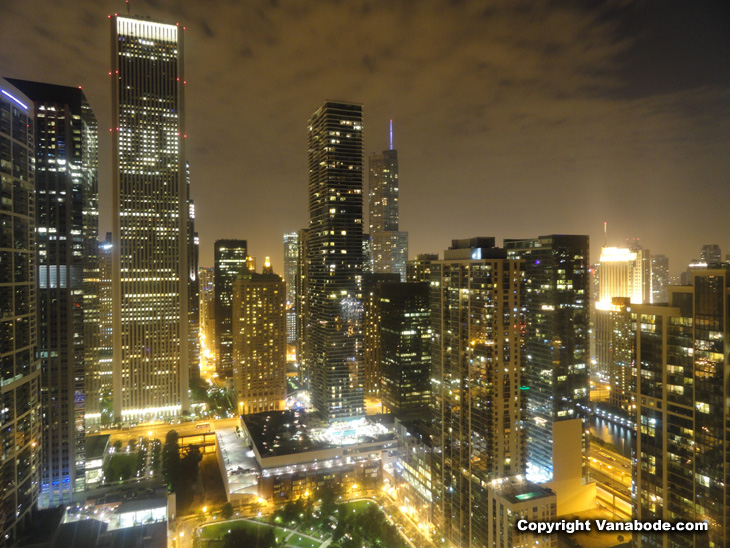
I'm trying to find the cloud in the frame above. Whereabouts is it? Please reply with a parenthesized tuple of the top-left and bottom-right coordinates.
(1, 0, 729, 273)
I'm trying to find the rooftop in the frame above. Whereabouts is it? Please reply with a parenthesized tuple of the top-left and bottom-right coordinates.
(242, 410, 395, 458)
(489, 476, 555, 505)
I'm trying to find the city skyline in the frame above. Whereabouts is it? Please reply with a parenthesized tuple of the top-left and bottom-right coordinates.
(1, 1, 728, 274)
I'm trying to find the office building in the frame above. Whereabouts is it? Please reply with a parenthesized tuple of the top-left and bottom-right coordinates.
(651, 254, 669, 303)
(378, 282, 431, 418)
(368, 122, 407, 280)
(632, 270, 730, 547)
(406, 253, 437, 283)
(187, 182, 199, 386)
(699, 244, 721, 265)
(306, 101, 364, 421)
(362, 272, 399, 403)
(87, 234, 113, 427)
(431, 238, 524, 547)
(393, 418, 433, 526)
(111, 16, 190, 421)
(486, 477, 557, 548)
(8, 79, 99, 507)
(295, 228, 309, 386)
(198, 266, 215, 379)
(214, 239, 248, 378)
(283, 232, 298, 344)
(0, 77, 42, 542)
(597, 245, 651, 305)
(504, 235, 589, 483)
(594, 244, 649, 413)
(232, 260, 286, 415)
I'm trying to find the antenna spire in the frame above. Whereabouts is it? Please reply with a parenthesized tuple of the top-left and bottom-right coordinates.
(389, 119, 393, 150)
(603, 221, 607, 247)
(126, 0, 130, 15)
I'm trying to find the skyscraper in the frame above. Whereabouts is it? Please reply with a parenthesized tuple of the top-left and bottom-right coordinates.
(368, 121, 407, 280)
(295, 228, 310, 386)
(504, 235, 590, 483)
(87, 234, 113, 427)
(431, 238, 524, 547)
(8, 79, 99, 507)
(632, 270, 730, 547)
(198, 266, 215, 379)
(283, 232, 298, 344)
(650, 253, 669, 303)
(378, 281, 431, 419)
(187, 171, 199, 386)
(214, 239, 248, 378)
(595, 244, 650, 412)
(232, 261, 287, 415)
(699, 243, 721, 265)
(406, 253, 438, 283)
(0, 77, 42, 542)
(362, 272, 399, 402)
(111, 16, 190, 421)
(307, 101, 364, 421)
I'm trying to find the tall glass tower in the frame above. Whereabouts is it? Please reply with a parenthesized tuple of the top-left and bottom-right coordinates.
(505, 235, 590, 482)
(111, 16, 189, 421)
(307, 101, 364, 422)
(0, 77, 42, 543)
(7, 79, 99, 508)
(368, 121, 407, 280)
(214, 239, 248, 378)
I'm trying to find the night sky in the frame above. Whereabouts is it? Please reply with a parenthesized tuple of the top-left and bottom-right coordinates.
(2, 1, 729, 274)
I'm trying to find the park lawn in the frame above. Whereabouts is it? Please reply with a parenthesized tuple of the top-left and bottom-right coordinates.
(283, 534, 323, 548)
(341, 499, 377, 514)
(200, 519, 289, 544)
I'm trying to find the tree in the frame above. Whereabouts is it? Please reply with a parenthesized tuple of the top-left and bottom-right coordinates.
(162, 430, 181, 492)
(113, 439, 123, 452)
(222, 502, 234, 520)
(181, 444, 203, 484)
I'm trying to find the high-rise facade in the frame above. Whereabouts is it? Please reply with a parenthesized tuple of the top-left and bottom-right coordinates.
(283, 232, 298, 344)
(362, 272, 400, 402)
(187, 182, 199, 386)
(378, 281, 431, 419)
(295, 228, 309, 386)
(632, 270, 730, 547)
(597, 245, 651, 305)
(504, 235, 589, 483)
(8, 79, 99, 507)
(651, 253, 669, 303)
(406, 253, 438, 283)
(214, 239, 248, 378)
(232, 264, 287, 415)
(111, 16, 190, 421)
(0, 77, 41, 542)
(368, 123, 407, 280)
(198, 266, 215, 379)
(307, 101, 364, 421)
(699, 244, 721, 265)
(595, 244, 650, 414)
(431, 238, 524, 548)
(87, 234, 113, 427)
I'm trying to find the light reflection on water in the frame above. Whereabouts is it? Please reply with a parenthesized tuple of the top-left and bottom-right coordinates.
(589, 416, 634, 459)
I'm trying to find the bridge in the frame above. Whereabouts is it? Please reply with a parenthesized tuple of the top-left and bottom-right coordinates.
(178, 432, 217, 455)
